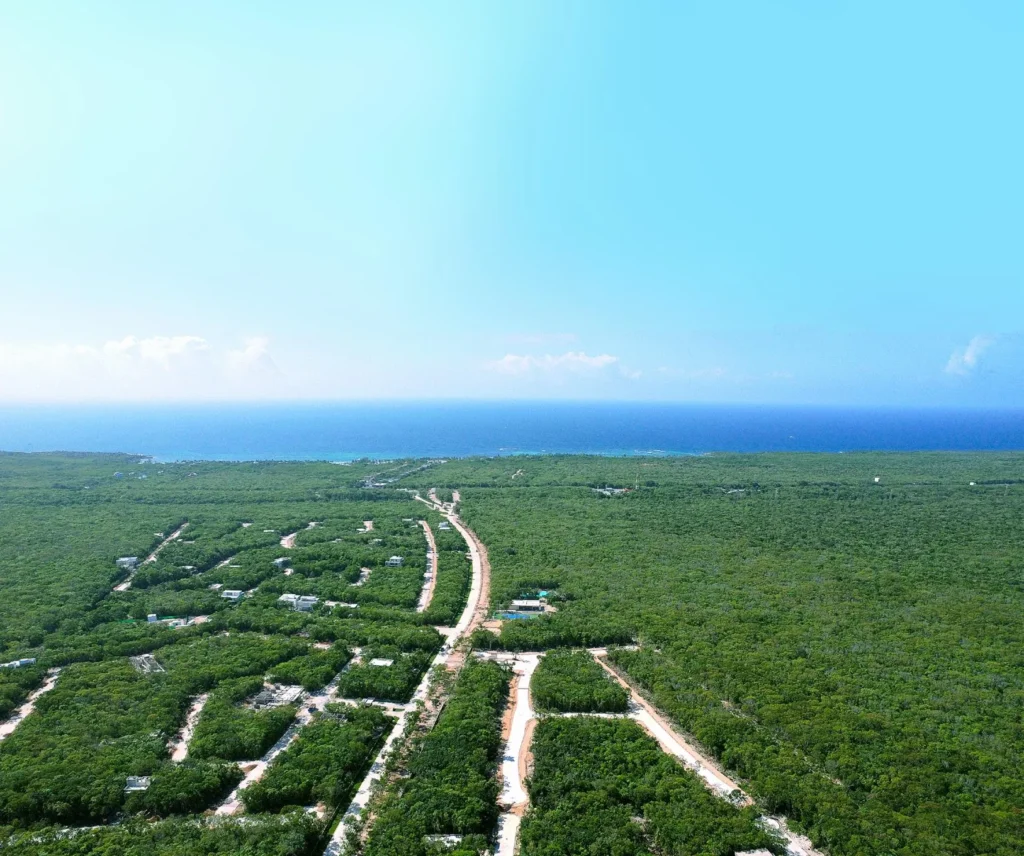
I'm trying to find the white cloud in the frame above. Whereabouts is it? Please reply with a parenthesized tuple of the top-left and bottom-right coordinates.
(945, 335, 996, 376)
(227, 336, 275, 372)
(0, 334, 276, 401)
(487, 351, 619, 376)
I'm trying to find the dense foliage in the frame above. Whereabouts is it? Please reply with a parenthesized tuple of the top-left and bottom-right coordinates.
(436, 453, 1024, 856)
(335, 649, 434, 703)
(0, 453, 457, 849)
(241, 703, 390, 813)
(531, 649, 630, 713)
(189, 676, 299, 762)
(2, 814, 323, 856)
(364, 658, 511, 856)
(521, 717, 780, 856)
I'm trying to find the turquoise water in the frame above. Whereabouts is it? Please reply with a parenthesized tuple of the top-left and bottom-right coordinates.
(497, 612, 541, 621)
(1, 402, 1023, 460)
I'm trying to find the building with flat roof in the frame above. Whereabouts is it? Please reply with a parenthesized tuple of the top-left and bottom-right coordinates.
(385, 556, 404, 567)
(510, 599, 545, 612)
(116, 557, 139, 570)
(124, 776, 151, 792)
(221, 589, 244, 602)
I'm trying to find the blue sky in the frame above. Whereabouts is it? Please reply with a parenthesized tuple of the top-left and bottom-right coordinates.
(1, 1, 1021, 404)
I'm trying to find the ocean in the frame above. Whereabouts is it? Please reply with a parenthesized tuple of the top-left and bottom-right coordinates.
(0, 402, 1022, 461)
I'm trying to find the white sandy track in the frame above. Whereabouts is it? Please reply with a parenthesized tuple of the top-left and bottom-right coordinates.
(476, 652, 540, 856)
(0, 668, 61, 741)
(169, 693, 208, 762)
(416, 521, 439, 613)
(325, 502, 487, 855)
(113, 523, 188, 591)
(497, 654, 540, 809)
(280, 522, 317, 549)
(591, 650, 825, 856)
(216, 672, 345, 816)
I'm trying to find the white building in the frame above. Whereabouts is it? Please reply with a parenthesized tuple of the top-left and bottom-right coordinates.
(510, 599, 545, 612)
(124, 776, 151, 792)
(0, 658, 37, 669)
(385, 556, 404, 567)
(116, 557, 139, 570)
(221, 589, 244, 602)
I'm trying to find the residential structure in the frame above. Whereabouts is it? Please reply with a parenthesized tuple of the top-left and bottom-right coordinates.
(385, 556, 404, 567)
(124, 776, 151, 792)
(220, 589, 244, 602)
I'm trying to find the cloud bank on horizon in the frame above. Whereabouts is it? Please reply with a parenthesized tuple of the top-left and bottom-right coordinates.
(0, 2, 1020, 406)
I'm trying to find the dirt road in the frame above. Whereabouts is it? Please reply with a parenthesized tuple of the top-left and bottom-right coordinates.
(325, 495, 490, 855)
(416, 520, 439, 612)
(591, 651, 824, 856)
(0, 668, 61, 741)
(169, 694, 208, 762)
(114, 523, 188, 592)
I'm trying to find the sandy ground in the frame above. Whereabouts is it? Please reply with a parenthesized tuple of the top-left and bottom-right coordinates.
(169, 693, 208, 762)
(479, 652, 540, 856)
(351, 567, 372, 587)
(416, 521, 439, 612)
(325, 499, 489, 855)
(494, 813, 522, 856)
(363, 520, 374, 531)
(0, 668, 61, 741)
(280, 531, 299, 548)
(113, 523, 188, 592)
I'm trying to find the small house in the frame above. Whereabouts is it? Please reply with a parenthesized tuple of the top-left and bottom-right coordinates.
(296, 595, 319, 612)
(273, 557, 289, 568)
(278, 593, 300, 607)
(124, 776, 151, 793)
(385, 556, 404, 567)
(510, 599, 545, 612)
(0, 658, 37, 669)
(438, 521, 451, 531)
(147, 614, 158, 623)
(116, 557, 139, 570)
(221, 589, 244, 602)
(369, 658, 394, 667)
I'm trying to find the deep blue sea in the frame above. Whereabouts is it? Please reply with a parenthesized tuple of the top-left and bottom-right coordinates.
(0, 403, 1022, 461)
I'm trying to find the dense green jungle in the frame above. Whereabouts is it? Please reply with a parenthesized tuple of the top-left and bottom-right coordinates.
(1, 450, 1022, 856)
